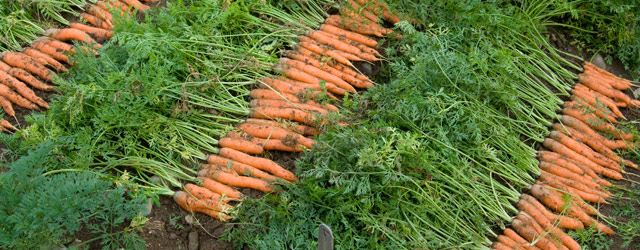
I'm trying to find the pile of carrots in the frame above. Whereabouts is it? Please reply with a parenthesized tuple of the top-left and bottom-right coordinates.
(0, 0, 153, 130)
(172, 0, 412, 220)
(491, 62, 638, 250)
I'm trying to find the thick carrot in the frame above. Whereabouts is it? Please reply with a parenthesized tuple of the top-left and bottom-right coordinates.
(219, 147, 297, 182)
(6, 67, 55, 91)
(173, 191, 231, 220)
(543, 138, 622, 180)
(560, 115, 633, 150)
(218, 137, 263, 155)
(259, 78, 339, 101)
(537, 151, 587, 177)
(86, 4, 114, 26)
(496, 235, 517, 248)
(228, 131, 305, 153)
(491, 242, 512, 250)
(313, 29, 380, 58)
(298, 38, 353, 67)
(563, 108, 634, 141)
(511, 218, 559, 250)
(345, 0, 379, 23)
(1, 52, 54, 81)
(544, 185, 602, 217)
(579, 73, 631, 105)
(355, 0, 415, 24)
(284, 49, 372, 89)
(584, 62, 630, 90)
(0, 96, 15, 117)
(549, 131, 622, 172)
(518, 200, 581, 250)
(46, 28, 102, 49)
(531, 184, 614, 235)
(564, 99, 617, 124)
(185, 183, 233, 202)
(280, 58, 356, 92)
(251, 98, 330, 115)
(81, 12, 113, 30)
(539, 174, 607, 204)
(22, 48, 67, 72)
(207, 154, 278, 181)
(518, 212, 566, 250)
(538, 161, 604, 193)
(96, 1, 130, 15)
(552, 123, 624, 165)
(250, 89, 305, 103)
(198, 168, 273, 192)
(70, 22, 114, 39)
(251, 106, 324, 126)
(276, 65, 347, 95)
(320, 24, 378, 47)
(246, 118, 320, 136)
(120, 0, 150, 11)
(504, 228, 539, 250)
(306, 30, 376, 61)
(293, 45, 371, 82)
(541, 169, 610, 199)
(521, 194, 584, 231)
(197, 176, 243, 199)
(584, 67, 628, 91)
(0, 70, 49, 108)
(572, 87, 624, 119)
(31, 42, 69, 63)
(238, 122, 315, 149)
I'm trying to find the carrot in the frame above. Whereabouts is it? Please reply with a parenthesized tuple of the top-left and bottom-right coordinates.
(584, 62, 630, 90)
(320, 24, 378, 47)
(560, 115, 633, 150)
(504, 228, 540, 250)
(517, 212, 566, 250)
(306, 30, 376, 61)
(276, 64, 347, 95)
(298, 38, 354, 67)
(31, 42, 69, 64)
(280, 58, 357, 92)
(543, 138, 622, 180)
(245, 118, 320, 136)
(86, 4, 114, 27)
(491, 242, 512, 250)
(218, 137, 263, 155)
(228, 131, 305, 153)
(5, 67, 55, 91)
(579, 73, 631, 105)
(207, 154, 279, 181)
(0, 118, 16, 131)
(496, 235, 517, 248)
(543, 185, 602, 217)
(120, 0, 150, 11)
(96, 1, 129, 15)
(521, 194, 584, 231)
(0, 96, 15, 117)
(250, 89, 305, 103)
(70, 23, 114, 39)
(539, 173, 607, 204)
(551, 123, 625, 166)
(251, 98, 331, 115)
(219, 147, 297, 182)
(541, 169, 610, 199)
(518, 200, 581, 250)
(81, 12, 113, 30)
(1, 52, 54, 82)
(325, 14, 387, 37)
(511, 218, 559, 250)
(530, 184, 614, 235)
(198, 168, 273, 193)
(313, 29, 380, 58)
(22, 48, 67, 72)
(196, 176, 243, 199)
(259, 77, 339, 101)
(571, 87, 624, 119)
(173, 191, 231, 221)
(354, 0, 415, 25)
(185, 183, 235, 202)
(284, 49, 372, 89)
(251, 106, 324, 126)
(238, 122, 315, 149)
(537, 151, 586, 177)
(538, 161, 605, 193)
(549, 131, 622, 172)
(564, 99, 617, 124)
(562, 107, 634, 141)
(0, 70, 49, 109)
(293, 45, 371, 81)
(344, 0, 380, 23)
(46, 28, 102, 49)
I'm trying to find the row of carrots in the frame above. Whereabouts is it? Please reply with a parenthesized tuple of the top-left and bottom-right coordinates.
(491, 62, 638, 250)
(171, 0, 411, 220)
(0, 0, 155, 131)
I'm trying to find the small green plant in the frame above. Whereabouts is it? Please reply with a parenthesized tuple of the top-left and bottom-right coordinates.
(170, 215, 185, 230)
(568, 226, 614, 250)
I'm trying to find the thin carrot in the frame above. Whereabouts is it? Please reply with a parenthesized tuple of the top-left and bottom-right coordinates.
(218, 137, 263, 155)
(551, 123, 623, 165)
(293, 45, 370, 80)
(562, 107, 634, 141)
(245, 118, 320, 136)
(539, 173, 607, 204)
(70, 22, 114, 39)
(6, 67, 55, 91)
(81, 12, 113, 30)
(238, 122, 315, 149)
(491, 242, 512, 250)
(251, 106, 324, 126)
(503, 228, 539, 250)
(0, 70, 49, 108)
(306, 30, 376, 61)
(320, 24, 378, 47)
(298, 38, 353, 67)
(538, 161, 604, 192)
(1, 52, 54, 81)
(46, 28, 102, 49)
(283, 49, 371, 89)
(537, 150, 587, 177)
(543, 185, 601, 217)
(120, 0, 150, 11)
(531, 184, 614, 235)
(345, 0, 379, 23)
(207, 154, 278, 181)
(519, 199, 581, 250)
(521, 194, 584, 231)
(31, 42, 69, 64)
(173, 191, 231, 220)
(560, 115, 633, 150)
(251, 99, 330, 115)
(259, 78, 339, 101)
(572, 86, 624, 119)
(0, 118, 16, 131)
(0, 96, 15, 117)
(96, 1, 130, 15)
(198, 168, 273, 193)
(565, 99, 617, 124)
(325, 14, 387, 37)
(280, 58, 356, 92)
(22, 48, 66, 72)
(313, 29, 380, 58)
(549, 131, 622, 172)
(584, 62, 630, 90)
(275, 64, 347, 95)
(185, 183, 235, 202)
(250, 89, 305, 103)
(196, 176, 243, 199)
(579, 73, 631, 105)
(219, 147, 297, 182)
(541, 169, 610, 199)
(86, 4, 114, 26)
(511, 218, 559, 250)
(227, 131, 305, 153)
(543, 138, 622, 180)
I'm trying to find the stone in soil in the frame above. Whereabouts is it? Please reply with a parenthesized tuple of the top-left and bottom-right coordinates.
(592, 53, 608, 69)
(185, 214, 194, 225)
(188, 231, 199, 250)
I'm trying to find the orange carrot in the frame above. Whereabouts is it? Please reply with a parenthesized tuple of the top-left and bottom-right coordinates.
(70, 23, 114, 39)
(207, 154, 278, 181)
(238, 122, 315, 149)
(250, 89, 305, 103)
(0, 70, 49, 108)
(31, 42, 69, 64)
(538, 161, 604, 192)
(284, 49, 372, 89)
(549, 131, 622, 172)
(326, 14, 390, 38)
(246, 118, 320, 136)
(173, 191, 231, 220)
(584, 62, 630, 90)
(345, 0, 380, 23)
(251, 106, 324, 126)
(564, 99, 617, 124)
(280, 58, 356, 92)
(518, 199, 581, 250)
(185, 183, 235, 202)
(81, 12, 113, 30)
(46, 28, 102, 49)
(503, 228, 539, 250)
(120, 0, 150, 11)
(298, 38, 353, 67)
(543, 138, 622, 180)
(198, 168, 273, 193)
(560, 115, 633, 150)
(251, 98, 330, 115)
(219, 147, 297, 182)
(511, 218, 559, 250)
(306, 30, 377, 62)
(572, 87, 624, 119)
(1, 52, 54, 81)
(541, 169, 610, 199)
(293, 45, 370, 80)
(531, 184, 614, 235)
(517, 212, 564, 250)
(219, 137, 264, 155)
(5, 67, 54, 91)
(0, 84, 38, 110)
(320, 24, 378, 47)
(579, 73, 631, 105)
(562, 108, 634, 141)
(0, 118, 16, 131)
(355, 0, 417, 25)
(197, 176, 243, 199)
(537, 150, 587, 177)
(521, 194, 584, 231)
(259, 78, 339, 101)
(275, 64, 347, 95)
(313, 29, 380, 58)
(543, 184, 601, 217)
(228, 131, 305, 153)
(96, 1, 130, 15)
(22, 48, 66, 72)
(539, 173, 607, 204)
(86, 4, 114, 26)
(551, 124, 620, 164)
(491, 242, 511, 250)
(0, 96, 15, 117)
